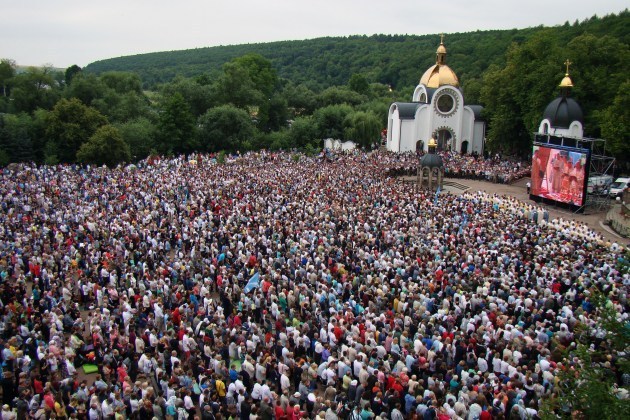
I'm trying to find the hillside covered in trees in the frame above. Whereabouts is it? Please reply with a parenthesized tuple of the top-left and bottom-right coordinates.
(84, 12, 629, 94)
(0, 11, 628, 168)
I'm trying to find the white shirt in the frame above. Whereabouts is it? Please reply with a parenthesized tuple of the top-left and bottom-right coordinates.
(280, 373, 291, 392)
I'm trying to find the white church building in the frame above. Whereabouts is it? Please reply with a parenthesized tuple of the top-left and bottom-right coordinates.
(386, 36, 485, 155)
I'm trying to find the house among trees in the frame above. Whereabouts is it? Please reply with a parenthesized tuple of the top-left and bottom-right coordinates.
(386, 35, 486, 155)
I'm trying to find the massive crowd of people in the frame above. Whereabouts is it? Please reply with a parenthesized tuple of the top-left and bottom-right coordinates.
(0, 150, 626, 420)
(383, 152, 530, 185)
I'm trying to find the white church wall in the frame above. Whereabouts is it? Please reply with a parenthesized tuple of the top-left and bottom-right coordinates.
(387, 107, 401, 152)
(551, 127, 574, 137)
(415, 106, 431, 151)
(538, 119, 583, 139)
(473, 122, 485, 154)
(569, 121, 583, 138)
(399, 120, 417, 152)
(538, 119, 551, 134)
(413, 85, 428, 103)
(459, 108, 475, 153)
(461, 108, 473, 139)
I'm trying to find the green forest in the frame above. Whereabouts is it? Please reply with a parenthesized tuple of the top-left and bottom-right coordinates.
(0, 11, 628, 168)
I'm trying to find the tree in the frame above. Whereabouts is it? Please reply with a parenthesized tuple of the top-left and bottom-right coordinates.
(197, 105, 255, 152)
(156, 93, 197, 154)
(282, 82, 317, 117)
(9, 66, 61, 113)
(160, 76, 216, 117)
(348, 73, 369, 95)
(212, 54, 277, 111)
(115, 117, 156, 160)
(0, 149, 9, 167)
(288, 116, 318, 148)
(259, 130, 291, 151)
(214, 61, 263, 110)
(93, 90, 151, 123)
(232, 54, 278, 98)
(358, 100, 390, 125)
(0, 58, 16, 98)
(76, 125, 131, 167)
(344, 111, 382, 148)
(258, 94, 289, 132)
(99, 71, 143, 95)
(462, 78, 483, 105)
(598, 81, 630, 169)
(45, 98, 108, 162)
(366, 82, 393, 101)
(1, 113, 35, 162)
(316, 86, 366, 107)
(567, 33, 629, 138)
(65, 73, 106, 106)
(313, 104, 353, 140)
(64, 65, 82, 86)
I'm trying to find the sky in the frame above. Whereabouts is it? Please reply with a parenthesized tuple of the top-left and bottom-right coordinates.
(2, 0, 627, 69)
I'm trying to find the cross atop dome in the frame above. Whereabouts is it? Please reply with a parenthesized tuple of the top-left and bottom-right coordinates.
(559, 59, 574, 90)
(436, 34, 447, 63)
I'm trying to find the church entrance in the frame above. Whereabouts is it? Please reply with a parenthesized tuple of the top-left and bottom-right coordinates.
(461, 141, 469, 154)
(436, 129, 452, 151)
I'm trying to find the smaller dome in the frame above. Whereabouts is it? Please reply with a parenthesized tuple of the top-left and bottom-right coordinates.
(420, 153, 444, 168)
(559, 74, 573, 88)
(436, 43, 447, 54)
(542, 97, 583, 129)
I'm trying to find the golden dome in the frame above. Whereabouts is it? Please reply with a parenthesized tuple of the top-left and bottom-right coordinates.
(559, 74, 573, 88)
(419, 34, 459, 88)
(420, 64, 460, 88)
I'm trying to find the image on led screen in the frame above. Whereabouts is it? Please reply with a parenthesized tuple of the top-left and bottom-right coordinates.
(531, 145, 587, 206)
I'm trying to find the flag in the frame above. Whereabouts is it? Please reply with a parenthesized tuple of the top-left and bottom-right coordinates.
(244, 272, 261, 293)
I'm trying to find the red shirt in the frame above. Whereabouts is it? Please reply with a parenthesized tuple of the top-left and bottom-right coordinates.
(33, 378, 43, 394)
(275, 405, 287, 420)
(172, 308, 181, 326)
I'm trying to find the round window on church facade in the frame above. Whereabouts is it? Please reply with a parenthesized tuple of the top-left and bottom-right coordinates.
(437, 93, 455, 114)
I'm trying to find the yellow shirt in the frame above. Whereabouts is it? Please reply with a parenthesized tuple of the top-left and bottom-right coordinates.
(216, 379, 226, 397)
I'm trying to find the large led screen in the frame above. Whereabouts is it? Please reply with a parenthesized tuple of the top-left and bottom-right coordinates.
(531, 145, 588, 206)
